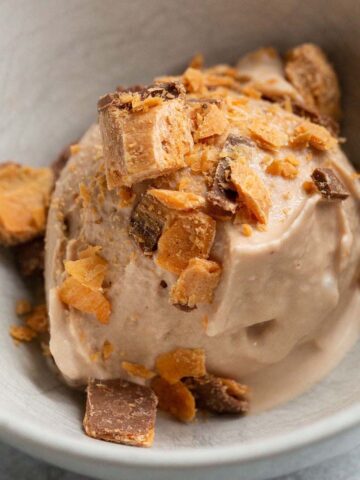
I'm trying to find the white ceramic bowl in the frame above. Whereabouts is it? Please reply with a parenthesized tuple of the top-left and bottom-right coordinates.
(1, 1, 360, 479)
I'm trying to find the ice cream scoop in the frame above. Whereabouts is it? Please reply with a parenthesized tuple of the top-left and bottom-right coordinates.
(45, 47, 360, 411)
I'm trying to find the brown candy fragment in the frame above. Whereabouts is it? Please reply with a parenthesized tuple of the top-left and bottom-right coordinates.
(285, 43, 341, 121)
(83, 378, 158, 447)
(129, 194, 167, 254)
(184, 374, 250, 414)
(311, 168, 349, 200)
(207, 157, 238, 214)
(99, 82, 193, 188)
(207, 135, 255, 215)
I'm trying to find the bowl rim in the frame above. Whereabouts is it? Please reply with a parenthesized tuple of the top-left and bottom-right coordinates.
(1, 399, 360, 468)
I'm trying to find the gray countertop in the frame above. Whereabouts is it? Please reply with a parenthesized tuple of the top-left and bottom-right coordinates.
(0, 442, 359, 480)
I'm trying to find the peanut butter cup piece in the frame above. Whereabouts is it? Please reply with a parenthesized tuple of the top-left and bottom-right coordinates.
(184, 374, 249, 414)
(285, 43, 341, 121)
(129, 194, 167, 254)
(311, 167, 349, 200)
(84, 378, 158, 447)
(98, 82, 193, 188)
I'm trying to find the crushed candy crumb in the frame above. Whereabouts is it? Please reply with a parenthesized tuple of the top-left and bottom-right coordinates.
(10, 325, 37, 343)
(266, 156, 299, 179)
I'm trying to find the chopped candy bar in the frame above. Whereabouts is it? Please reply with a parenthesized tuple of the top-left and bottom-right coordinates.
(64, 248, 107, 290)
(193, 103, 229, 141)
(84, 378, 157, 447)
(156, 212, 216, 274)
(0, 163, 54, 246)
(266, 156, 299, 179)
(170, 258, 221, 308)
(285, 43, 341, 120)
(58, 277, 111, 324)
(155, 348, 206, 384)
(291, 121, 337, 151)
(129, 194, 167, 254)
(151, 376, 196, 422)
(206, 157, 238, 215)
(182, 67, 207, 94)
(184, 374, 249, 414)
(230, 160, 271, 224)
(311, 167, 349, 200)
(248, 118, 288, 151)
(98, 83, 193, 188)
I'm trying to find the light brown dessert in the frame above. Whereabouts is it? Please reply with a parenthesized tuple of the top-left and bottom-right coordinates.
(3, 44, 360, 448)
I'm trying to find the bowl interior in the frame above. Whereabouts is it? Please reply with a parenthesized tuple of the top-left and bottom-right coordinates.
(0, 0, 360, 470)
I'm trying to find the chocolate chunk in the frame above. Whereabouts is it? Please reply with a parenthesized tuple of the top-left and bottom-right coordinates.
(207, 134, 256, 215)
(129, 194, 167, 254)
(83, 378, 158, 447)
(97, 93, 119, 112)
(184, 374, 249, 414)
(311, 167, 349, 200)
(207, 157, 237, 214)
(14, 237, 45, 277)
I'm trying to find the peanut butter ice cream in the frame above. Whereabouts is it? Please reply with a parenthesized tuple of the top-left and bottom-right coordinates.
(45, 45, 360, 414)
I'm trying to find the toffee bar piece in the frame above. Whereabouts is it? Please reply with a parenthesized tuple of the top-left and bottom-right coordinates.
(207, 156, 238, 215)
(184, 374, 249, 414)
(311, 168, 349, 200)
(170, 258, 222, 309)
(84, 378, 158, 447)
(207, 134, 257, 215)
(129, 194, 167, 254)
(0, 163, 54, 246)
(285, 43, 341, 121)
(207, 133, 271, 224)
(98, 82, 193, 189)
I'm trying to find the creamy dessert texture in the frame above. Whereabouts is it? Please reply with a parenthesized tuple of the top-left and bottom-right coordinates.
(44, 45, 360, 413)
(3, 44, 360, 447)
